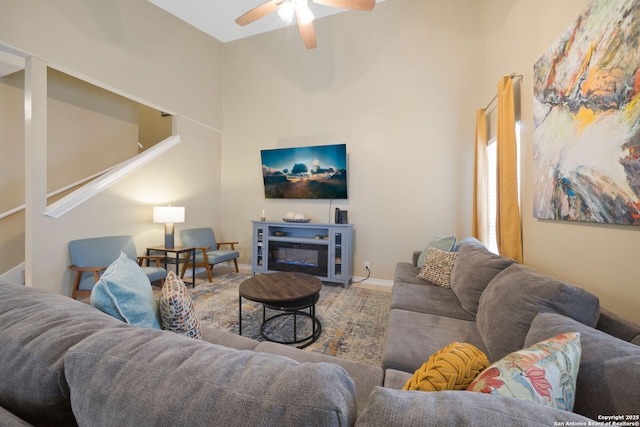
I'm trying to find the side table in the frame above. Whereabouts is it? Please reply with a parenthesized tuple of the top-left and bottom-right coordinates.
(146, 246, 196, 287)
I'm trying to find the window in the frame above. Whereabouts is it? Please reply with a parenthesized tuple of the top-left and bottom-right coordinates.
(485, 123, 520, 254)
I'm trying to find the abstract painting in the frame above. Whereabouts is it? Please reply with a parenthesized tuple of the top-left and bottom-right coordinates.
(533, 0, 640, 224)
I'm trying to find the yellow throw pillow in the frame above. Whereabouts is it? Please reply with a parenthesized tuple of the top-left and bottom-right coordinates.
(403, 342, 490, 391)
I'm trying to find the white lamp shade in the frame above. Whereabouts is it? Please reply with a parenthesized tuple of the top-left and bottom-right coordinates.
(153, 206, 185, 223)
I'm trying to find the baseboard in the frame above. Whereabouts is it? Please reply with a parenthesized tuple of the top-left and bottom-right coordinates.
(351, 276, 393, 288)
(238, 263, 393, 288)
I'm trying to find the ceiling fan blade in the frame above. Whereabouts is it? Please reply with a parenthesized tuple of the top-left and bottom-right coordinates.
(313, 0, 375, 11)
(297, 14, 317, 49)
(235, 0, 283, 26)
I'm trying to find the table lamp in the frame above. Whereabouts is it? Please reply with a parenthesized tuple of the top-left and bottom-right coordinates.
(153, 205, 185, 248)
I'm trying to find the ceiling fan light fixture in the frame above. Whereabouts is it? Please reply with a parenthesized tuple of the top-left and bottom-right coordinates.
(277, 1, 294, 23)
(297, 5, 315, 25)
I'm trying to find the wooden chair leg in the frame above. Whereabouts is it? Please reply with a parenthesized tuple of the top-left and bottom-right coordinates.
(206, 265, 213, 283)
(233, 258, 239, 273)
(180, 261, 189, 279)
(71, 272, 82, 299)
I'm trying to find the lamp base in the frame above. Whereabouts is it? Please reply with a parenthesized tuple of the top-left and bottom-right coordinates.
(164, 223, 176, 248)
(164, 233, 175, 249)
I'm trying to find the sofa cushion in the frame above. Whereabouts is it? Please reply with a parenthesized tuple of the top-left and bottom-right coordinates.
(417, 248, 458, 288)
(595, 307, 640, 341)
(64, 325, 357, 427)
(158, 271, 201, 339)
(382, 309, 488, 373)
(403, 342, 489, 392)
(476, 263, 599, 361)
(467, 332, 581, 412)
(354, 387, 594, 427)
(390, 281, 475, 321)
(417, 233, 456, 267)
(201, 327, 260, 350)
(525, 313, 640, 419)
(0, 281, 123, 426)
(90, 252, 161, 329)
(0, 405, 32, 427)
(383, 369, 413, 389)
(394, 262, 430, 286)
(449, 245, 516, 316)
(453, 236, 488, 251)
(254, 341, 383, 416)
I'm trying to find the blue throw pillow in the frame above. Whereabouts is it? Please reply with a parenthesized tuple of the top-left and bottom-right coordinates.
(90, 252, 161, 329)
(417, 233, 457, 267)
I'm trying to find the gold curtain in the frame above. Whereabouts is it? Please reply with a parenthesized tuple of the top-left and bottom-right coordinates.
(472, 109, 489, 244)
(496, 76, 523, 263)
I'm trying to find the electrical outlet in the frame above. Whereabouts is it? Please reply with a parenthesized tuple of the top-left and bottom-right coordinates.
(364, 261, 370, 270)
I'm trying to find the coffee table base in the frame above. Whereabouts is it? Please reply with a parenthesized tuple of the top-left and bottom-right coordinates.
(260, 306, 322, 349)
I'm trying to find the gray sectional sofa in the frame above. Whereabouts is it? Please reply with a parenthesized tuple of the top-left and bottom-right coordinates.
(1, 239, 639, 426)
(381, 239, 640, 424)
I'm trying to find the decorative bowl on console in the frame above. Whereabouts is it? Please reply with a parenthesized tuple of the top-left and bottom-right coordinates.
(282, 218, 311, 223)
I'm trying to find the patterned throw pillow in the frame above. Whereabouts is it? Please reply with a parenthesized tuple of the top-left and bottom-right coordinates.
(159, 271, 201, 339)
(403, 342, 489, 391)
(417, 247, 458, 287)
(467, 332, 581, 412)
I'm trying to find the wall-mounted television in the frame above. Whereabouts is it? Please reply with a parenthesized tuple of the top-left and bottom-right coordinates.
(261, 143, 347, 199)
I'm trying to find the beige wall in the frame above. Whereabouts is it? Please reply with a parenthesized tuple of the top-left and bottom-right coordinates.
(0, 71, 25, 210)
(1, 0, 637, 323)
(479, 0, 640, 323)
(0, 0, 224, 295)
(139, 105, 173, 150)
(0, 70, 26, 272)
(0, 0, 223, 131)
(221, 0, 481, 282)
(47, 69, 139, 192)
(0, 68, 139, 275)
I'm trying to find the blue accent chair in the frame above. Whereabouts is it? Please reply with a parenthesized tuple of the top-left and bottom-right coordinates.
(68, 235, 167, 299)
(180, 228, 239, 282)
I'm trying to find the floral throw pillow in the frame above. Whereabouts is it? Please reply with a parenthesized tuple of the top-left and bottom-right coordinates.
(417, 247, 458, 288)
(158, 271, 201, 339)
(467, 332, 581, 412)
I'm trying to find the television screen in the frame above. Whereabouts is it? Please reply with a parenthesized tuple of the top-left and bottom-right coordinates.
(261, 143, 347, 199)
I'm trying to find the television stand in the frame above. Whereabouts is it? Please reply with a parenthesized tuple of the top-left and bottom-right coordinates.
(251, 221, 354, 288)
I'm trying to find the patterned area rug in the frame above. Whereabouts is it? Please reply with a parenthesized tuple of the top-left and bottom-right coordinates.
(189, 272, 391, 365)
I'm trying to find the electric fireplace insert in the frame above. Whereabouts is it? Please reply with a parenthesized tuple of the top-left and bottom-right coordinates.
(268, 241, 328, 277)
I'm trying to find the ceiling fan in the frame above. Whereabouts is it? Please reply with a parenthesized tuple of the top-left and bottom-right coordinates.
(235, 0, 375, 49)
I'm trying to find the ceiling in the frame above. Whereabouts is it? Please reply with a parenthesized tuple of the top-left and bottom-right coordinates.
(0, 1, 385, 76)
(147, 0, 385, 43)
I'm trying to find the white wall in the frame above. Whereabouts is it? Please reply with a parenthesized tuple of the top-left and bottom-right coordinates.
(221, 0, 481, 282)
(479, 0, 640, 323)
(0, 0, 225, 296)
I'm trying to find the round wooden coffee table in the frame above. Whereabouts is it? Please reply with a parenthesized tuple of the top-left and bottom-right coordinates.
(239, 272, 322, 348)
